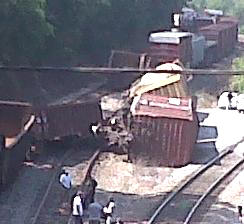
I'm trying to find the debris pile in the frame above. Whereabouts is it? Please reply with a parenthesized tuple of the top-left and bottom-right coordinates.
(96, 62, 187, 154)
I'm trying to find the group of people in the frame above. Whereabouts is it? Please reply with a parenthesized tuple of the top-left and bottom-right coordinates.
(59, 169, 119, 224)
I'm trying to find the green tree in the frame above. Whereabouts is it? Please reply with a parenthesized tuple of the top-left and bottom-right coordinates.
(0, 0, 54, 65)
(192, 0, 233, 13)
(45, 0, 185, 65)
(230, 57, 244, 92)
(192, 0, 244, 33)
(0, 0, 186, 66)
(0, 0, 186, 102)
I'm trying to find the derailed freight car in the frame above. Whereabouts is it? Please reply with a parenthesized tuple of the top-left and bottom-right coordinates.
(130, 94, 198, 167)
(31, 96, 102, 140)
(147, 31, 193, 67)
(0, 100, 32, 137)
(98, 62, 199, 167)
(199, 20, 238, 60)
(0, 101, 33, 187)
(0, 94, 102, 187)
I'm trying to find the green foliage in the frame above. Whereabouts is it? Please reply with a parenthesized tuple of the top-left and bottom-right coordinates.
(240, 25, 244, 35)
(192, 0, 244, 29)
(230, 57, 244, 92)
(0, 0, 54, 65)
(230, 0, 244, 27)
(0, 0, 185, 66)
(192, 0, 233, 12)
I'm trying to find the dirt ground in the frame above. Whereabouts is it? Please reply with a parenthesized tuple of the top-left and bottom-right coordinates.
(92, 152, 200, 195)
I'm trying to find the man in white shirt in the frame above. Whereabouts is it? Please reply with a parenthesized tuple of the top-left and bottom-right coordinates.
(59, 170, 72, 189)
(72, 191, 84, 224)
(103, 198, 115, 224)
(59, 169, 72, 208)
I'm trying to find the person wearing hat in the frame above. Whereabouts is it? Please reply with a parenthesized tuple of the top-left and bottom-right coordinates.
(72, 191, 84, 224)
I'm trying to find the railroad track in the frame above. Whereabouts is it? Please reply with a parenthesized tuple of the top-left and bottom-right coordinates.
(28, 147, 77, 224)
(35, 149, 100, 224)
(6, 138, 243, 224)
(148, 140, 244, 224)
(20, 141, 100, 224)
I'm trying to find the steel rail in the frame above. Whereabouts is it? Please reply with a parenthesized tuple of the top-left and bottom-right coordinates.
(184, 157, 244, 224)
(30, 148, 76, 224)
(148, 137, 244, 224)
(0, 66, 244, 75)
(67, 149, 101, 224)
(147, 148, 232, 224)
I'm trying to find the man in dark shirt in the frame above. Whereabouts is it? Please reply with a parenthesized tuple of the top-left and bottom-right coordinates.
(0, 134, 5, 152)
(88, 200, 103, 224)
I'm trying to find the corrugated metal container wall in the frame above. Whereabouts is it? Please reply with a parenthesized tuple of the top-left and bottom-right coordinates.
(148, 37, 192, 66)
(218, 18, 239, 53)
(32, 100, 101, 140)
(0, 101, 32, 137)
(149, 75, 189, 98)
(129, 94, 198, 167)
(199, 26, 223, 60)
(219, 16, 239, 42)
(200, 20, 238, 60)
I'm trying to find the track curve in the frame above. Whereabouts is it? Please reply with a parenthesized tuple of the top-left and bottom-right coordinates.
(148, 139, 244, 224)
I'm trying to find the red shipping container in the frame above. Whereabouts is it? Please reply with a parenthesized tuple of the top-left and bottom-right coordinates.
(147, 32, 192, 66)
(129, 94, 199, 167)
(32, 97, 102, 140)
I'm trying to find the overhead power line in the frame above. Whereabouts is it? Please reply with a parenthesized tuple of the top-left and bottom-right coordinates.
(0, 66, 244, 75)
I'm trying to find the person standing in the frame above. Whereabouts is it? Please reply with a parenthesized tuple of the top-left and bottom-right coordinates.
(0, 134, 5, 185)
(59, 169, 72, 207)
(103, 198, 115, 224)
(238, 205, 243, 223)
(88, 178, 98, 205)
(0, 134, 5, 152)
(88, 200, 103, 224)
(72, 191, 84, 224)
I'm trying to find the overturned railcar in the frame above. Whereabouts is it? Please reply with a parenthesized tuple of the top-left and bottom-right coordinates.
(130, 94, 198, 167)
(99, 63, 199, 167)
(129, 63, 198, 167)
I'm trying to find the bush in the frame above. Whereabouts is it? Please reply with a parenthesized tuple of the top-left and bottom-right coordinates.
(229, 57, 244, 92)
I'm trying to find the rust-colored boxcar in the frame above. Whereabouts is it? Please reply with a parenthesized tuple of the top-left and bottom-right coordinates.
(147, 31, 192, 66)
(32, 97, 102, 140)
(129, 93, 199, 167)
(199, 18, 238, 60)
(0, 101, 32, 187)
(0, 101, 32, 137)
(219, 16, 239, 42)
